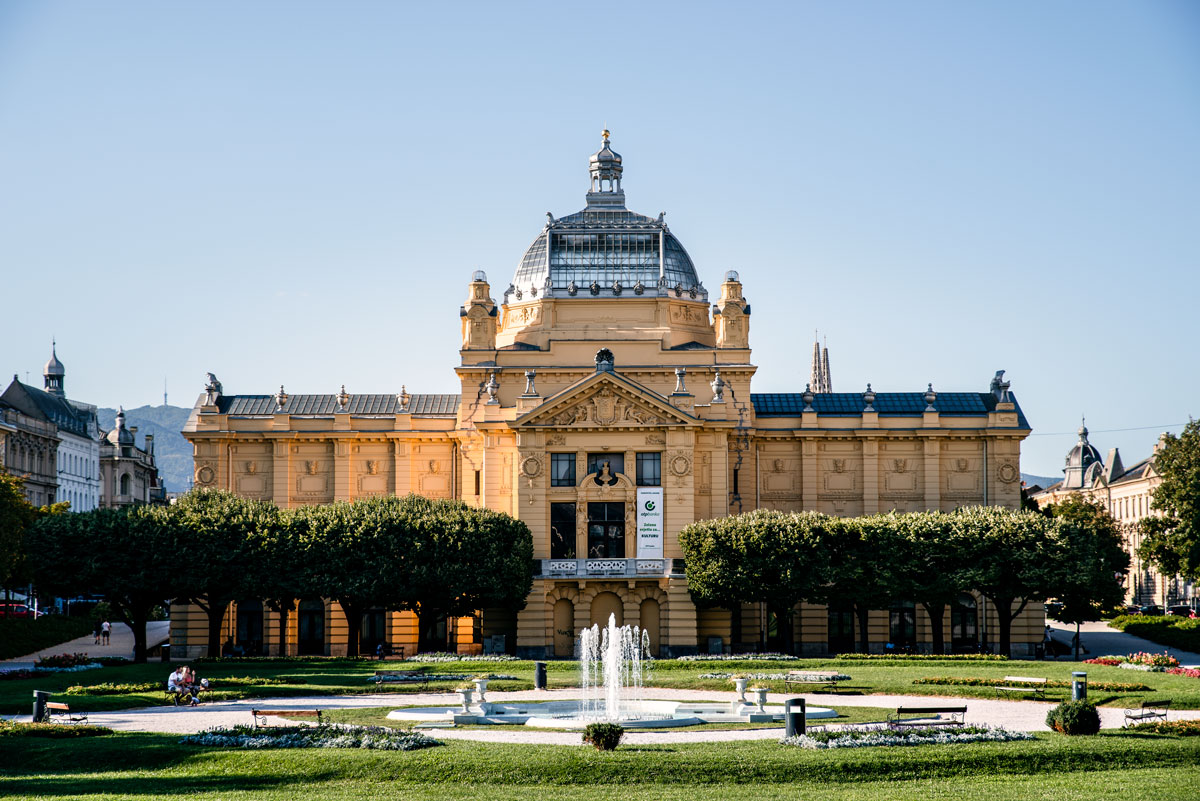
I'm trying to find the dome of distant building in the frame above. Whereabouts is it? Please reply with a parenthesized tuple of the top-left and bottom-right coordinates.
(106, 407, 135, 446)
(43, 344, 65, 378)
(1062, 419, 1103, 489)
(509, 131, 703, 302)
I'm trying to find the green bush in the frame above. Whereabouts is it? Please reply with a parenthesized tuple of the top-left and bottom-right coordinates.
(1109, 615, 1200, 652)
(913, 676, 1151, 692)
(1046, 701, 1101, 735)
(582, 722, 624, 751)
(0, 721, 113, 738)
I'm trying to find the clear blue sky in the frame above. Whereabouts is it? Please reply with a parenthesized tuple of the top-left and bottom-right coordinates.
(1, 1, 1196, 477)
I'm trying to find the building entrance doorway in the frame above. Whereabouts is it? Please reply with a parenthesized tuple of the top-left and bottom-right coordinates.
(236, 600, 263, 655)
(827, 605, 855, 655)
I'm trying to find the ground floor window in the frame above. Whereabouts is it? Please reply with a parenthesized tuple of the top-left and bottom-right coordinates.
(551, 503, 576, 558)
(828, 605, 855, 654)
(297, 599, 325, 656)
(587, 502, 625, 558)
(951, 593, 978, 652)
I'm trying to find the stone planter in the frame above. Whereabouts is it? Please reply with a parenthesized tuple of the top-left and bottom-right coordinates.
(473, 678, 489, 702)
(749, 687, 768, 713)
(732, 677, 750, 704)
(457, 688, 474, 713)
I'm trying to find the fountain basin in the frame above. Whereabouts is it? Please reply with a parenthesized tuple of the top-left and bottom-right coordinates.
(386, 700, 837, 728)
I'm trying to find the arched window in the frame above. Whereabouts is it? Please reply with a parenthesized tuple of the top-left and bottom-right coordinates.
(119, 473, 130, 496)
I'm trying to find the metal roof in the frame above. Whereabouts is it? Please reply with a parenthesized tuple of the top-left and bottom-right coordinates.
(217, 393, 460, 417)
(751, 391, 1030, 428)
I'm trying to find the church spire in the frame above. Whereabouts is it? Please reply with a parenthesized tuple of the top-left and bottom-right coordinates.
(810, 332, 832, 393)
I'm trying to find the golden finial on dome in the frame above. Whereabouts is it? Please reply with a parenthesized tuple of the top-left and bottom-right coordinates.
(602, 128, 610, 143)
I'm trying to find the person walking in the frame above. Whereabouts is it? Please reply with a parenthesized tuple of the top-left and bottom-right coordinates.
(93, 620, 102, 645)
(101, 619, 111, 645)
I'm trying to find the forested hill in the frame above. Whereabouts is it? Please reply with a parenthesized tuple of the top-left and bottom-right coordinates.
(97, 404, 192, 493)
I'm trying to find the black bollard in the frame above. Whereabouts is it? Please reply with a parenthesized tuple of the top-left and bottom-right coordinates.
(32, 690, 50, 723)
(534, 661, 547, 690)
(784, 697, 806, 737)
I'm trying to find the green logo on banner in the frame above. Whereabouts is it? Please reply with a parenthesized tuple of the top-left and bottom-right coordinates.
(644, 500, 656, 511)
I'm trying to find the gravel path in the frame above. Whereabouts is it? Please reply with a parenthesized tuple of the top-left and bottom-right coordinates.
(11, 687, 1196, 743)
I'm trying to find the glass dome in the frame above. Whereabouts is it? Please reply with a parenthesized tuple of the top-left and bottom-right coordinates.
(506, 134, 705, 303)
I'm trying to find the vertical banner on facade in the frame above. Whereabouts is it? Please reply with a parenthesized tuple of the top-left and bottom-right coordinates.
(636, 487, 664, 558)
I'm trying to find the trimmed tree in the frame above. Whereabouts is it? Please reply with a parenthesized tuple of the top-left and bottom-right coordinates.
(169, 489, 279, 657)
(679, 510, 828, 654)
(1042, 496, 1130, 660)
(28, 505, 177, 662)
(953, 506, 1057, 657)
(1139, 420, 1200, 582)
(0, 471, 35, 604)
(816, 514, 904, 653)
(895, 511, 968, 655)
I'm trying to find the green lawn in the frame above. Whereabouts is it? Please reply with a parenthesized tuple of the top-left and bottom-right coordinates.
(2, 730, 1199, 800)
(4, 655, 1197, 716)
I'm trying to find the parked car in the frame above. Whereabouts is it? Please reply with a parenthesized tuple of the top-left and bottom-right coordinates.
(1166, 605, 1196, 618)
(1137, 604, 1164, 616)
(0, 603, 37, 619)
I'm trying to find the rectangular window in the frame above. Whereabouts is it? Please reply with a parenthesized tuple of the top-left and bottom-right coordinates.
(732, 468, 740, 495)
(474, 470, 481, 496)
(587, 501, 625, 558)
(636, 452, 661, 487)
(550, 453, 576, 487)
(550, 503, 577, 559)
(889, 602, 916, 650)
(586, 453, 624, 479)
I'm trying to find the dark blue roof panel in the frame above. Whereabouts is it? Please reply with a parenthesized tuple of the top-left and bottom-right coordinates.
(751, 392, 1030, 429)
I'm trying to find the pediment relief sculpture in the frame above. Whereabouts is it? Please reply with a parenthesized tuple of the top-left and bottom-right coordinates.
(533, 384, 684, 429)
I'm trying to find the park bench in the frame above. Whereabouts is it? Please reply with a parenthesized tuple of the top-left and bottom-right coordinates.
(996, 676, 1048, 699)
(1124, 700, 1171, 727)
(782, 670, 846, 694)
(887, 706, 967, 730)
(251, 708, 323, 728)
(45, 701, 88, 724)
(373, 670, 430, 687)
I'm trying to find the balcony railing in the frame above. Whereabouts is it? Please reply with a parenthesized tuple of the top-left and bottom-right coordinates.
(536, 558, 685, 579)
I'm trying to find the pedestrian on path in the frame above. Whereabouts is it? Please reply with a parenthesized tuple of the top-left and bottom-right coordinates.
(101, 620, 111, 645)
(93, 621, 102, 645)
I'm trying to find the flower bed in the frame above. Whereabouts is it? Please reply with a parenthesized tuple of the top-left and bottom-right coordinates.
(63, 676, 301, 696)
(180, 724, 440, 751)
(0, 721, 113, 738)
(1167, 667, 1200, 679)
(1084, 651, 1182, 672)
(402, 653, 519, 663)
(836, 653, 1009, 661)
(912, 676, 1151, 692)
(369, 672, 518, 683)
(1129, 719, 1200, 736)
(698, 671, 851, 681)
(1083, 658, 1122, 666)
(36, 653, 98, 669)
(781, 724, 1033, 749)
(677, 653, 799, 662)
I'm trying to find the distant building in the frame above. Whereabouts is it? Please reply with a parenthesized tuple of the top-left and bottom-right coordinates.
(1, 345, 102, 512)
(0, 379, 60, 507)
(1032, 423, 1192, 608)
(99, 407, 165, 507)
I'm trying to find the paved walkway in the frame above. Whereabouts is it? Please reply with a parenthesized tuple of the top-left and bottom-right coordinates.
(7, 687, 1197, 743)
(0, 621, 170, 671)
(1048, 620, 1200, 666)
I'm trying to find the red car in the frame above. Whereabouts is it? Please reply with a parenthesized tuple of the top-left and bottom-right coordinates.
(0, 603, 37, 618)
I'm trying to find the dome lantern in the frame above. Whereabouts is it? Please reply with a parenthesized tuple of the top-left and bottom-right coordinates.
(586, 129, 624, 208)
(43, 340, 65, 397)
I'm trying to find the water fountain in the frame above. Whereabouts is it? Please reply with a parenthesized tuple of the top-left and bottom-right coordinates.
(386, 614, 837, 729)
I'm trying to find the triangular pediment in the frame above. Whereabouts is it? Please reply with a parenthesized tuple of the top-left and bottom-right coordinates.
(514, 371, 697, 429)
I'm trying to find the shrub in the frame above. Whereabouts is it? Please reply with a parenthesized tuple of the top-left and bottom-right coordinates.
(1046, 701, 1101, 735)
(0, 617, 94, 660)
(836, 653, 1008, 661)
(35, 653, 96, 669)
(912, 676, 1150, 692)
(1109, 615, 1200, 652)
(582, 722, 624, 751)
(0, 721, 113, 738)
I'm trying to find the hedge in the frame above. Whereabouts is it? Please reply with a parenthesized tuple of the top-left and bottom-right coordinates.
(1108, 615, 1200, 653)
(912, 676, 1152, 692)
(0, 617, 94, 660)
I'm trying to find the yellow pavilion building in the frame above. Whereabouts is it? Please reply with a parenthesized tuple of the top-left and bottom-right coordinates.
(177, 133, 1039, 659)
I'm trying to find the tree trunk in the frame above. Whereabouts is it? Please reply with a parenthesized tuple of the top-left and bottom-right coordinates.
(417, 606, 444, 654)
(988, 595, 1026, 658)
(855, 605, 871, 653)
(728, 604, 742, 650)
(341, 601, 363, 658)
(130, 612, 149, 663)
(922, 602, 946, 655)
(1074, 621, 1081, 662)
(205, 600, 229, 658)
